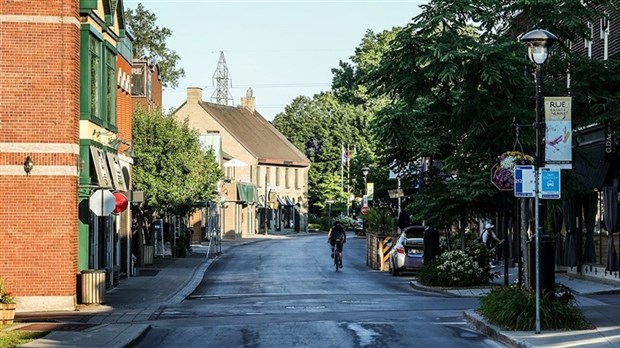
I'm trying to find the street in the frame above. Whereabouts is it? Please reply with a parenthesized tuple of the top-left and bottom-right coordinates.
(135, 233, 505, 347)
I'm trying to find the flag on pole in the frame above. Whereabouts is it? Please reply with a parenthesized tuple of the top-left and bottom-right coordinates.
(341, 144, 348, 167)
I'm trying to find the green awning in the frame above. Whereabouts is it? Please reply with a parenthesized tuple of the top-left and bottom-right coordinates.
(237, 183, 260, 204)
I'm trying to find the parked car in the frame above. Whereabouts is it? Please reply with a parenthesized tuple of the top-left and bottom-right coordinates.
(353, 218, 363, 234)
(388, 225, 427, 276)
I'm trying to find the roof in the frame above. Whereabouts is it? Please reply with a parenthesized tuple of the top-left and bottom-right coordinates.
(199, 101, 310, 167)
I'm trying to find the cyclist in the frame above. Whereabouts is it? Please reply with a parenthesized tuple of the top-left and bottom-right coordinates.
(327, 220, 347, 267)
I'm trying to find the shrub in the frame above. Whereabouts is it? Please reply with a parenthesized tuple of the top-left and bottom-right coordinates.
(418, 250, 488, 287)
(478, 285, 590, 330)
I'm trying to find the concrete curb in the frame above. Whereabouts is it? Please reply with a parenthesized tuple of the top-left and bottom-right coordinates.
(463, 311, 531, 348)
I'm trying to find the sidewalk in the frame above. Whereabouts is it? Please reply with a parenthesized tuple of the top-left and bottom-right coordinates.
(7, 236, 620, 348)
(11, 234, 289, 348)
(411, 266, 620, 348)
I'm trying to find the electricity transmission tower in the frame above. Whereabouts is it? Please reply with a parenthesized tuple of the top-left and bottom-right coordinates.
(211, 51, 233, 105)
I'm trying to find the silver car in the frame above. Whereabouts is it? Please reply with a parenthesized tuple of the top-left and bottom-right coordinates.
(388, 226, 426, 276)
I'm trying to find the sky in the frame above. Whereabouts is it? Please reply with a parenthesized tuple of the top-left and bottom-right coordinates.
(124, 0, 427, 121)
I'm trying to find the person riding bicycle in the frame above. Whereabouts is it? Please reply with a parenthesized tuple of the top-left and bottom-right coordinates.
(327, 221, 347, 266)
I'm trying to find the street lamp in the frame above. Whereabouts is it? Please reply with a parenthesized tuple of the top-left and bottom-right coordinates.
(520, 28, 557, 335)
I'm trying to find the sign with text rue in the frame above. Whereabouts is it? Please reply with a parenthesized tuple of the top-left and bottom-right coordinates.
(545, 97, 572, 169)
(514, 165, 535, 198)
(539, 168, 561, 199)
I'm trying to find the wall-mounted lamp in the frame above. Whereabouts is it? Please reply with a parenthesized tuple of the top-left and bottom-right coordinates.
(109, 137, 132, 151)
(123, 146, 135, 157)
(93, 129, 114, 138)
(24, 156, 33, 175)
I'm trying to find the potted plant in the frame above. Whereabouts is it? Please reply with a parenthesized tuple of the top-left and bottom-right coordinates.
(0, 278, 16, 325)
(491, 151, 535, 191)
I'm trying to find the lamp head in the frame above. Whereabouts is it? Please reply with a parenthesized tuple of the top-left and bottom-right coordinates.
(362, 166, 369, 177)
(520, 29, 558, 65)
(24, 156, 33, 175)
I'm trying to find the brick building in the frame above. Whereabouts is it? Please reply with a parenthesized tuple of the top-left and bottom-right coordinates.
(0, 0, 134, 311)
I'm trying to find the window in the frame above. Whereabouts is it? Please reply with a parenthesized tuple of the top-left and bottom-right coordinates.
(89, 35, 100, 119)
(266, 167, 270, 186)
(257, 166, 262, 187)
(295, 169, 299, 189)
(132, 65, 145, 96)
(105, 48, 116, 127)
(275, 167, 280, 186)
(285, 168, 290, 189)
(80, 25, 118, 129)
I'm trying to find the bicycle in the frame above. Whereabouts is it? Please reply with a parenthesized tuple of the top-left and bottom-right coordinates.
(332, 237, 344, 271)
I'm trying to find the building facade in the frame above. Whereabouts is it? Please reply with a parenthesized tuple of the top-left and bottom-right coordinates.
(0, 0, 134, 312)
(0, 0, 81, 312)
(173, 87, 311, 238)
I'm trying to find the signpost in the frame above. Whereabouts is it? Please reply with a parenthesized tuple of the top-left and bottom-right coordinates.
(539, 167, 561, 199)
(89, 189, 116, 216)
(514, 165, 536, 198)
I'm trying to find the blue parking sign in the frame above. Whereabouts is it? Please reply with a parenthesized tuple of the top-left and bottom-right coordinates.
(539, 168, 561, 199)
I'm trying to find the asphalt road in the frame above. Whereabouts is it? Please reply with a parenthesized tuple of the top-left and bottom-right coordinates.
(135, 233, 506, 347)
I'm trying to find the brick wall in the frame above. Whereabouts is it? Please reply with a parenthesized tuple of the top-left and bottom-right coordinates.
(0, 0, 80, 306)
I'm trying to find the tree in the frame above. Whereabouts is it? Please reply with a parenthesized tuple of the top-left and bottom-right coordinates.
(125, 3, 185, 88)
(132, 107, 222, 227)
(273, 92, 374, 215)
(364, 0, 615, 227)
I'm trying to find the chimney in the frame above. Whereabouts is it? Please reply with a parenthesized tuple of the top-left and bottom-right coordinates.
(187, 87, 203, 103)
(241, 87, 255, 112)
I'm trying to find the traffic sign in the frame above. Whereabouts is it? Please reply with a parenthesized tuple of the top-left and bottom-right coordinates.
(361, 206, 369, 215)
(514, 165, 535, 198)
(539, 167, 561, 199)
(89, 189, 116, 216)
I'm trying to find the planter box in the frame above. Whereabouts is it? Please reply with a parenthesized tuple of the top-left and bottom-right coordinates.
(1, 303, 16, 325)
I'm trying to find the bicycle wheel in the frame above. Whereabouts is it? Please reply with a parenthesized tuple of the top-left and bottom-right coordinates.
(334, 250, 340, 271)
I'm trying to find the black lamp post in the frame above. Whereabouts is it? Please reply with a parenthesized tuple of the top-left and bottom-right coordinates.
(520, 28, 557, 335)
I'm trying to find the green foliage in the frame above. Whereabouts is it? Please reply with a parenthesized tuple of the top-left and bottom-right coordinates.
(0, 328, 47, 348)
(419, 229, 497, 287)
(418, 250, 488, 287)
(125, 3, 185, 88)
(132, 108, 222, 221)
(478, 285, 590, 331)
(0, 278, 14, 304)
(272, 92, 375, 215)
(364, 207, 395, 235)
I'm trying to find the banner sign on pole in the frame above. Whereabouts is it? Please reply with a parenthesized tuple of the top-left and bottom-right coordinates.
(544, 97, 572, 169)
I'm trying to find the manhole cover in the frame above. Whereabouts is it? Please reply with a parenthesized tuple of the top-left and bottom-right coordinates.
(16, 323, 98, 331)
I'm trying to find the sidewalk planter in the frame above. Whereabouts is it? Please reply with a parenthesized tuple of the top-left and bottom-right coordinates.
(143, 244, 154, 265)
(81, 270, 106, 304)
(0, 303, 15, 324)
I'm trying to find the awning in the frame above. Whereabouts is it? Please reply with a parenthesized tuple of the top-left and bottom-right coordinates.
(277, 195, 293, 207)
(89, 146, 113, 188)
(106, 152, 128, 192)
(573, 142, 610, 189)
(285, 196, 295, 206)
(237, 183, 260, 204)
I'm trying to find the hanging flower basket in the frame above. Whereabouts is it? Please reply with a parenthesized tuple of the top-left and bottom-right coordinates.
(491, 151, 535, 191)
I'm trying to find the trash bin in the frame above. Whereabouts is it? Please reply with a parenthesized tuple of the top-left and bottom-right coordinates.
(528, 236, 555, 298)
(143, 244, 154, 265)
(81, 269, 106, 304)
